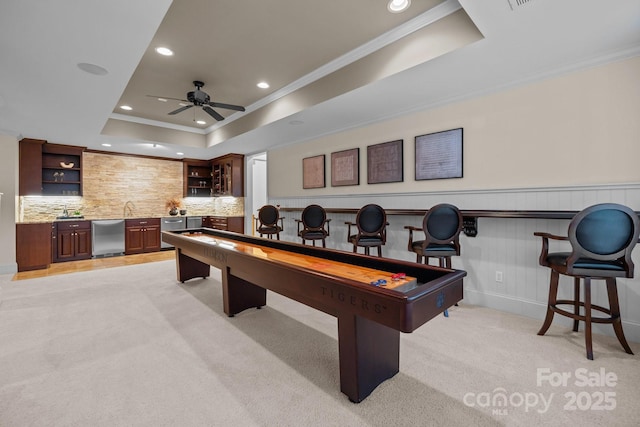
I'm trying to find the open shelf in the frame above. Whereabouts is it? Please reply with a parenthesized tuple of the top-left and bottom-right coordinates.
(183, 160, 213, 197)
(19, 140, 85, 196)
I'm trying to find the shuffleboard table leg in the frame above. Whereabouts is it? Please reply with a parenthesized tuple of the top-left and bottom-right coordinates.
(175, 250, 210, 283)
(337, 313, 400, 403)
(223, 269, 267, 317)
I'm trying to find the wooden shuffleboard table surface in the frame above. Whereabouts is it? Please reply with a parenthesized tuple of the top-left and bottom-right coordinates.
(163, 228, 465, 403)
(183, 232, 417, 290)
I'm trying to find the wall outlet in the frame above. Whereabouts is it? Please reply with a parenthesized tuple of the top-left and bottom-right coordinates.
(495, 271, 504, 283)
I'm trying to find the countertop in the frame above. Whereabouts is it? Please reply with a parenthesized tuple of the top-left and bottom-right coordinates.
(18, 214, 245, 224)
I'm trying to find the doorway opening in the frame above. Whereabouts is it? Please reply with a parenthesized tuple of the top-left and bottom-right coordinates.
(245, 152, 267, 235)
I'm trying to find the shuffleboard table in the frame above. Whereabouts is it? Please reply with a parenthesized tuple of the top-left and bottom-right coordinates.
(162, 228, 466, 402)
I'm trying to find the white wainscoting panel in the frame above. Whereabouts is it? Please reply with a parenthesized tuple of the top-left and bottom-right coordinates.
(269, 184, 640, 343)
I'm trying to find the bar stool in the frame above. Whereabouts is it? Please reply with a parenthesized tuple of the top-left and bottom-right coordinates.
(255, 205, 284, 239)
(295, 204, 331, 247)
(534, 203, 639, 360)
(345, 204, 388, 257)
(405, 204, 463, 268)
(405, 203, 463, 317)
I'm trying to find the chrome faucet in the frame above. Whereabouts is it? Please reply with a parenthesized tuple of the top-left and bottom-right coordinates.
(124, 201, 136, 218)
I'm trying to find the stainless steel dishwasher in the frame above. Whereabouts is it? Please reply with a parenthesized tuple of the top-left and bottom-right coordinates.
(92, 219, 125, 257)
(161, 216, 187, 248)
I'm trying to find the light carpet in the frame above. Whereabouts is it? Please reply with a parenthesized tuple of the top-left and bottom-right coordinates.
(0, 261, 638, 427)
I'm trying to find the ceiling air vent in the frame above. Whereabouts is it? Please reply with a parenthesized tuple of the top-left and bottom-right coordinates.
(507, 0, 534, 11)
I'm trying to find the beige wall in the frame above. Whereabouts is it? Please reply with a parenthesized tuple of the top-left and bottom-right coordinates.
(266, 57, 640, 342)
(268, 57, 640, 196)
(0, 135, 18, 273)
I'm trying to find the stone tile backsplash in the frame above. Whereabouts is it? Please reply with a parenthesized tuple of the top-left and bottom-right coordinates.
(19, 152, 244, 222)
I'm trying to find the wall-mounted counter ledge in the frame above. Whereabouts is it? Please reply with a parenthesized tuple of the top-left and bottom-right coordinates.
(278, 208, 640, 237)
(281, 208, 582, 218)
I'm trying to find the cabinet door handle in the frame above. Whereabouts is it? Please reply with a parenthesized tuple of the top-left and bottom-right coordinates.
(70, 224, 79, 228)
(140, 221, 148, 224)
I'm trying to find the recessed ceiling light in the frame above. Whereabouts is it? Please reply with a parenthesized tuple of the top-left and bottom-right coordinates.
(388, 0, 410, 13)
(257, 81, 270, 89)
(101, 143, 112, 147)
(196, 120, 206, 125)
(77, 62, 109, 75)
(176, 152, 184, 156)
(157, 98, 167, 102)
(155, 47, 173, 56)
(120, 105, 132, 111)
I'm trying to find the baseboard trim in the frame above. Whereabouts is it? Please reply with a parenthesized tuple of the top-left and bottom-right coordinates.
(463, 288, 640, 345)
(0, 263, 17, 275)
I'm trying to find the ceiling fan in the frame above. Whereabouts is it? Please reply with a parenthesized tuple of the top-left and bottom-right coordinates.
(149, 80, 245, 121)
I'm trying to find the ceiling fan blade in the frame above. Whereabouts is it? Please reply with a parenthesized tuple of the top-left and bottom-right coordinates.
(203, 106, 225, 121)
(209, 102, 245, 112)
(146, 95, 189, 102)
(168, 105, 193, 115)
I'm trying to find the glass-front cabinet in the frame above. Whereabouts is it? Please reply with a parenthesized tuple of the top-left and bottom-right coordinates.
(212, 154, 244, 197)
(183, 154, 244, 198)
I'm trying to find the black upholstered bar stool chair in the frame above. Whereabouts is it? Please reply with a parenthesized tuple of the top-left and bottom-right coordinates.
(406, 203, 463, 317)
(345, 204, 388, 257)
(295, 204, 331, 247)
(255, 204, 284, 239)
(534, 203, 639, 360)
(404, 204, 463, 268)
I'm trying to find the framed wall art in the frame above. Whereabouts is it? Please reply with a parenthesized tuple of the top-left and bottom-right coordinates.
(415, 128, 463, 181)
(367, 139, 403, 184)
(302, 155, 325, 189)
(331, 148, 359, 187)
